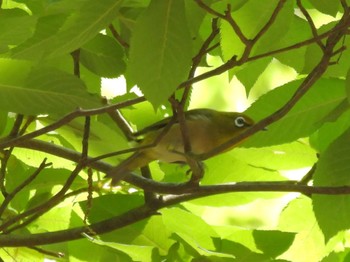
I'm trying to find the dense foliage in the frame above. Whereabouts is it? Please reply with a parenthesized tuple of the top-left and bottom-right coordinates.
(1, 0, 350, 261)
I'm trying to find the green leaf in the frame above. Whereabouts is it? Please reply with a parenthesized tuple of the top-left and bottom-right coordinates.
(12, 0, 123, 60)
(220, 18, 245, 61)
(126, 0, 192, 108)
(220, 0, 286, 60)
(312, 127, 350, 241)
(278, 197, 327, 262)
(0, 9, 36, 46)
(274, 16, 311, 72)
(235, 58, 272, 94)
(232, 141, 317, 170)
(80, 34, 126, 78)
(345, 67, 350, 103)
(211, 0, 249, 13)
(90, 239, 154, 262)
(68, 232, 129, 262)
(245, 78, 346, 147)
(11, 13, 69, 60)
(0, 247, 44, 262)
(203, 151, 286, 185)
(161, 207, 218, 254)
(0, 62, 100, 115)
(215, 239, 268, 261)
(29, 206, 72, 232)
(302, 22, 349, 77)
(310, 108, 350, 152)
(308, 0, 340, 17)
(80, 195, 144, 222)
(253, 0, 294, 55)
(0, 110, 8, 135)
(253, 230, 295, 258)
(325, 36, 350, 78)
(6, 157, 31, 213)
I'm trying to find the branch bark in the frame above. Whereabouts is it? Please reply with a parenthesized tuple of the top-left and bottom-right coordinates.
(2, 182, 350, 247)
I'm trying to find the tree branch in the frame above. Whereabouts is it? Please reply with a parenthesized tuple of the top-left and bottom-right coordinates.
(297, 0, 325, 50)
(2, 182, 350, 247)
(0, 96, 145, 150)
(108, 24, 129, 48)
(0, 159, 50, 219)
(179, 17, 350, 89)
(198, 9, 350, 160)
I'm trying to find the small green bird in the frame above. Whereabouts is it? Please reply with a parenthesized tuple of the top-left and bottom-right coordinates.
(106, 108, 255, 184)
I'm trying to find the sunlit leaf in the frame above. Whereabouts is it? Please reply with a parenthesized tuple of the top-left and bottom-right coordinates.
(308, 0, 339, 16)
(245, 78, 346, 147)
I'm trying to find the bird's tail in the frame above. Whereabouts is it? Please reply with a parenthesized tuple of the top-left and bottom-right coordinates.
(106, 151, 153, 185)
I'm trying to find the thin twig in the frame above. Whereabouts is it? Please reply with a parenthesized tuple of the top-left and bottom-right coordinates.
(29, 246, 65, 259)
(0, 114, 24, 197)
(19, 116, 36, 136)
(0, 96, 145, 150)
(253, 0, 287, 43)
(71, 49, 80, 77)
(299, 163, 317, 185)
(341, 0, 349, 10)
(297, 0, 325, 50)
(0, 159, 50, 218)
(107, 109, 135, 141)
(179, 20, 350, 90)
(180, 18, 219, 107)
(108, 24, 129, 48)
(84, 168, 93, 224)
(88, 115, 178, 164)
(3, 181, 350, 247)
(0, 161, 85, 233)
(198, 10, 350, 160)
(82, 116, 90, 160)
(9, 115, 24, 137)
(195, 0, 249, 44)
(140, 166, 158, 205)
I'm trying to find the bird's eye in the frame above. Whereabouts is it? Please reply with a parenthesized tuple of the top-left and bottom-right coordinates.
(234, 116, 246, 128)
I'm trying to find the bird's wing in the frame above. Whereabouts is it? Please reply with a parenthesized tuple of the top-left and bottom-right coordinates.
(134, 109, 214, 137)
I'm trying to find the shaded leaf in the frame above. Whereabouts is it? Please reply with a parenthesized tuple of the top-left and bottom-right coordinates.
(310, 106, 350, 152)
(0, 61, 100, 115)
(313, 127, 350, 241)
(220, 0, 289, 60)
(0, 9, 36, 46)
(308, 0, 339, 16)
(274, 16, 311, 72)
(90, 239, 154, 262)
(11, 13, 69, 60)
(12, 0, 122, 60)
(126, 0, 192, 108)
(161, 207, 218, 254)
(253, 0, 294, 55)
(80, 34, 126, 78)
(253, 230, 295, 258)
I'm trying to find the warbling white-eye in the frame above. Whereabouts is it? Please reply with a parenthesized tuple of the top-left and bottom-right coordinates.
(106, 108, 255, 184)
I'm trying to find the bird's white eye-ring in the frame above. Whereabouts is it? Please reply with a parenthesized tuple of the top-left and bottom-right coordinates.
(234, 116, 246, 128)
